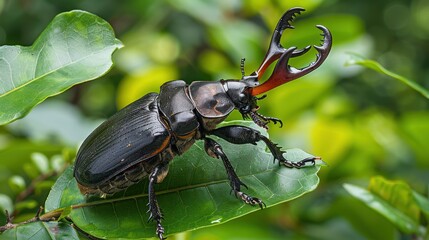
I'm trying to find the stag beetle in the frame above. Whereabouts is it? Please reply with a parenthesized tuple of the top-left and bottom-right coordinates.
(74, 7, 332, 239)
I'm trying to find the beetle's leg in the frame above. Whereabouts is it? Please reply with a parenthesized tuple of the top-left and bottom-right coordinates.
(147, 163, 169, 240)
(248, 111, 283, 129)
(204, 137, 266, 209)
(210, 125, 319, 168)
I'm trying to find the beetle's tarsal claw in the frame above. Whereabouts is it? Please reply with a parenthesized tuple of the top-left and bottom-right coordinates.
(236, 191, 266, 209)
(280, 156, 319, 169)
(248, 111, 283, 129)
(156, 222, 166, 240)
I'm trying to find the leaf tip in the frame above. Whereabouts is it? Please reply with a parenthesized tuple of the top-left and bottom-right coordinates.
(315, 159, 328, 167)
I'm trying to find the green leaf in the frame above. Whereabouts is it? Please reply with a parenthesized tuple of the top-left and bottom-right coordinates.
(344, 183, 423, 235)
(45, 121, 322, 239)
(31, 152, 50, 175)
(368, 176, 420, 224)
(0, 10, 123, 125)
(8, 176, 26, 194)
(0, 194, 13, 214)
(345, 54, 429, 99)
(412, 191, 429, 218)
(0, 221, 79, 240)
(14, 200, 38, 212)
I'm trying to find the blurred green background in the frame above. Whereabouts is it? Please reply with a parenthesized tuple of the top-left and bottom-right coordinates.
(0, 0, 428, 239)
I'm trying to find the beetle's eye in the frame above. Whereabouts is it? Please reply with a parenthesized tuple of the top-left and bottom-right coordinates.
(238, 94, 247, 103)
(241, 105, 250, 112)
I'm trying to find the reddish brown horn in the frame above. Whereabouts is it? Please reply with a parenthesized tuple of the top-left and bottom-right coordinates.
(241, 8, 312, 87)
(251, 25, 332, 96)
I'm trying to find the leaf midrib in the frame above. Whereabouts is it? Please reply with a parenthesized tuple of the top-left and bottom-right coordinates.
(68, 163, 309, 210)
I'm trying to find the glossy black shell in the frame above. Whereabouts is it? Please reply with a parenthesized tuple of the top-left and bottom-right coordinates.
(74, 93, 170, 187)
(158, 80, 199, 136)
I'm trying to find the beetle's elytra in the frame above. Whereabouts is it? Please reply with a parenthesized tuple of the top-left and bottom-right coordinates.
(74, 7, 332, 239)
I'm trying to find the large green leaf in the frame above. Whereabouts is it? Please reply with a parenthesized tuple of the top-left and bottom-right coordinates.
(0, 10, 123, 125)
(45, 121, 323, 239)
(0, 221, 79, 240)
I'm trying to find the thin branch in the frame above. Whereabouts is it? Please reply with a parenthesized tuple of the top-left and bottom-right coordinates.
(0, 206, 52, 232)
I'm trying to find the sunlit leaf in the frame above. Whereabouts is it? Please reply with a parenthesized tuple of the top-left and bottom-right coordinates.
(0, 10, 123, 125)
(45, 121, 323, 239)
(0, 221, 79, 240)
(345, 54, 429, 99)
(368, 176, 420, 223)
(344, 183, 423, 235)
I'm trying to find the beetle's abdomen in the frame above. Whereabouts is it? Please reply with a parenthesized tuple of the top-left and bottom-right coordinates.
(158, 80, 199, 137)
(74, 93, 170, 189)
(77, 155, 163, 196)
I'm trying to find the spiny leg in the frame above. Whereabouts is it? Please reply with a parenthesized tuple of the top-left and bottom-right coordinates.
(210, 125, 319, 168)
(147, 163, 169, 240)
(248, 111, 283, 129)
(204, 137, 265, 209)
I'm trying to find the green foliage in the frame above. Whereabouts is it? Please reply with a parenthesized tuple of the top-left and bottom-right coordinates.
(0, 1, 429, 239)
(0, 10, 122, 125)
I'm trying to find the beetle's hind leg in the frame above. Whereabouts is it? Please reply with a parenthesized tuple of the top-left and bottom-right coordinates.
(204, 137, 266, 209)
(210, 125, 319, 168)
(147, 163, 169, 240)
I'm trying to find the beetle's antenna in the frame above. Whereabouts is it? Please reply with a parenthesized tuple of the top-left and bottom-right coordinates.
(240, 58, 246, 79)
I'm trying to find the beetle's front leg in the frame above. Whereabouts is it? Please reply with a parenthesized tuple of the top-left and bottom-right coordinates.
(210, 125, 319, 168)
(148, 163, 169, 240)
(204, 137, 266, 209)
(247, 111, 283, 129)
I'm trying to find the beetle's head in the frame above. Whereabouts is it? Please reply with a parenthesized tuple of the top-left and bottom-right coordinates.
(240, 7, 332, 96)
(223, 80, 257, 115)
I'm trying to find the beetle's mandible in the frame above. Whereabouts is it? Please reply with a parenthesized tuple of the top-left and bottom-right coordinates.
(74, 7, 332, 240)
